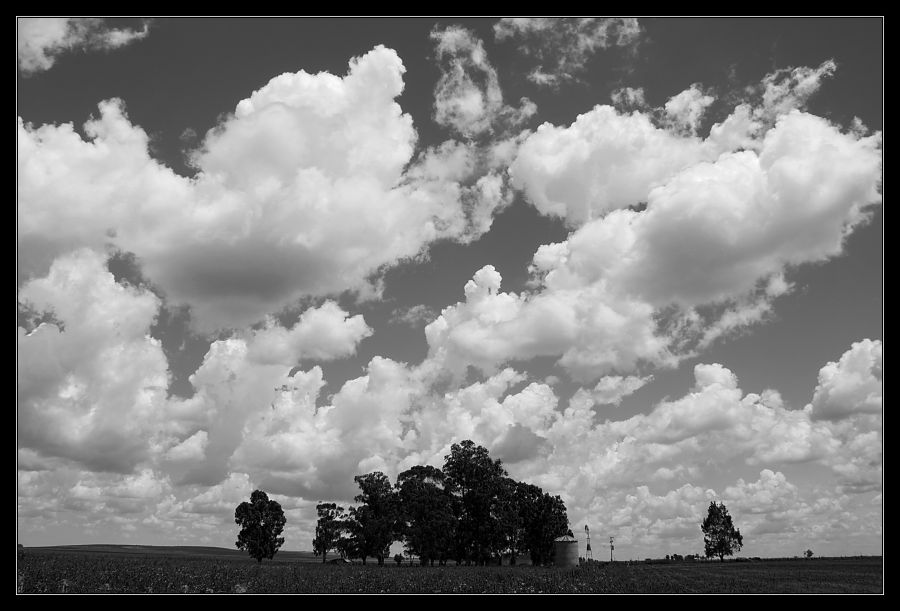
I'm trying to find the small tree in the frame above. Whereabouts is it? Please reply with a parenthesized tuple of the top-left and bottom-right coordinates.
(394, 553, 403, 566)
(701, 501, 743, 562)
(235, 490, 286, 563)
(805, 549, 814, 559)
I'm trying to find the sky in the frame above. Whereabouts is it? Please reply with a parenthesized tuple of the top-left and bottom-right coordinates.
(17, 17, 882, 560)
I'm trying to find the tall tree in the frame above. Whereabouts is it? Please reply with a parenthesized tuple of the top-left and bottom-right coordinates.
(701, 501, 744, 562)
(493, 477, 525, 565)
(396, 465, 455, 566)
(312, 502, 345, 564)
(516, 482, 569, 565)
(234, 490, 286, 563)
(347, 471, 399, 565)
(442, 440, 507, 565)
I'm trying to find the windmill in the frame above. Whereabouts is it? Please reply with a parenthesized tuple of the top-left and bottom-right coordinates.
(609, 536, 615, 562)
(584, 525, 592, 561)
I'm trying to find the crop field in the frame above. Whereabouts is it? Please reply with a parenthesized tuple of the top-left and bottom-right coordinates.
(17, 547, 882, 594)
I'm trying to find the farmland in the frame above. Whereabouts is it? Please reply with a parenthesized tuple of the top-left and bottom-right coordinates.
(16, 546, 882, 593)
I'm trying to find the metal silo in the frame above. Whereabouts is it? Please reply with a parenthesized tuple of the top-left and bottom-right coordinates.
(553, 531, 579, 567)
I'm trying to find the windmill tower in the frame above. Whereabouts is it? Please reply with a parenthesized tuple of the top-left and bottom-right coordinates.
(609, 536, 615, 562)
(584, 525, 592, 561)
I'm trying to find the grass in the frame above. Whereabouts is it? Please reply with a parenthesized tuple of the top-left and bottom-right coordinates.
(16, 546, 883, 594)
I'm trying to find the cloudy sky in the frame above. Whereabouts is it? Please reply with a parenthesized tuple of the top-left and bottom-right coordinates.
(17, 17, 882, 560)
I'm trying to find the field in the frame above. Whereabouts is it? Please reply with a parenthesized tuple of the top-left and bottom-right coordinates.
(16, 546, 883, 594)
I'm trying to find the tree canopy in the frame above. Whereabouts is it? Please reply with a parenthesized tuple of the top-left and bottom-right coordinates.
(701, 501, 743, 562)
(312, 502, 345, 564)
(316, 440, 570, 567)
(349, 471, 399, 565)
(234, 489, 286, 563)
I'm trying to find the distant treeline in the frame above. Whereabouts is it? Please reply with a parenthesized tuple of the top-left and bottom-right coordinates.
(313, 440, 569, 566)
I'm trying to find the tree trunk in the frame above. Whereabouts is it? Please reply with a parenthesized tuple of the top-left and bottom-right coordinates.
(719, 554, 724, 562)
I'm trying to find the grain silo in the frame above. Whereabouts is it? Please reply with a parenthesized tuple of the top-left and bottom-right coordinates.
(553, 531, 579, 567)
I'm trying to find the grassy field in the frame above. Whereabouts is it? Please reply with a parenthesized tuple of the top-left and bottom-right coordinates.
(16, 546, 882, 594)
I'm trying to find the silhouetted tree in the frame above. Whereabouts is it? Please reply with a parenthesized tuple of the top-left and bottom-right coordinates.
(348, 471, 399, 565)
(493, 477, 524, 565)
(335, 533, 359, 561)
(515, 482, 569, 565)
(234, 490, 286, 563)
(312, 502, 345, 563)
(396, 465, 455, 566)
(805, 549, 814, 559)
(701, 501, 743, 562)
(442, 440, 507, 565)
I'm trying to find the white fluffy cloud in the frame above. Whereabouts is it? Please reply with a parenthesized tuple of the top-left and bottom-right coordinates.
(442, 103, 881, 379)
(807, 340, 882, 493)
(759, 60, 837, 119)
(506, 353, 880, 557)
(494, 18, 642, 88)
(664, 84, 716, 134)
(18, 46, 512, 332)
(18, 18, 149, 75)
(246, 301, 372, 366)
(19, 331, 881, 555)
(16, 247, 373, 491)
(431, 26, 536, 137)
(606, 112, 881, 306)
(17, 35, 882, 560)
(510, 106, 711, 225)
(809, 339, 882, 421)
(17, 249, 169, 473)
(591, 375, 653, 406)
(512, 61, 849, 229)
(424, 264, 671, 382)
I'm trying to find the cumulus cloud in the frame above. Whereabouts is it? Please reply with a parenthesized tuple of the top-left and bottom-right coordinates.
(664, 84, 716, 134)
(245, 301, 372, 366)
(16, 247, 374, 491)
(164, 430, 209, 462)
(591, 375, 653, 406)
(443, 101, 881, 379)
(724, 469, 799, 516)
(512, 61, 852, 229)
(18, 46, 514, 333)
(18, 18, 150, 75)
(17, 40, 882, 559)
(17, 249, 169, 473)
(809, 339, 882, 421)
(494, 18, 642, 88)
(18, 334, 881, 555)
(510, 106, 711, 226)
(510, 356, 879, 556)
(431, 25, 536, 137)
(758, 60, 837, 120)
(424, 264, 671, 382)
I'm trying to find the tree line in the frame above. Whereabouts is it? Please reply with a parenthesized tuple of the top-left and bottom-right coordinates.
(233, 444, 743, 566)
(312, 440, 569, 566)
